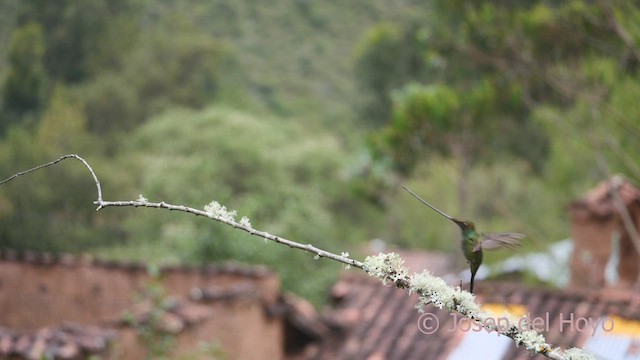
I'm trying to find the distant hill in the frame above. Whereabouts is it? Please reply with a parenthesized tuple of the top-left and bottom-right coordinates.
(137, 0, 427, 126)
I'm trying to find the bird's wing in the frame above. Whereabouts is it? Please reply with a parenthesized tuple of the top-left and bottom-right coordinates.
(474, 233, 525, 251)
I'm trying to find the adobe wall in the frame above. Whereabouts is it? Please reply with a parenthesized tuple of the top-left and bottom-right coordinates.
(0, 252, 284, 359)
(569, 213, 615, 288)
(569, 177, 640, 289)
(616, 207, 640, 286)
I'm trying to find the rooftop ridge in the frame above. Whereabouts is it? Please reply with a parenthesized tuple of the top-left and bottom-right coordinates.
(0, 323, 116, 359)
(569, 175, 640, 218)
(0, 248, 272, 278)
(480, 281, 640, 301)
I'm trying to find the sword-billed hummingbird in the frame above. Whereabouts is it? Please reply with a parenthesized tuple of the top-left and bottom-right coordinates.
(402, 186, 524, 293)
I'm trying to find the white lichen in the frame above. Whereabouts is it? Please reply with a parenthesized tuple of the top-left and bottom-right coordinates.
(410, 270, 453, 311)
(409, 271, 480, 316)
(204, 201, 238, 222)
(452, 288, 481, 316)
(239, 216, 252, 229)
(204, 201, 253, 228)
(137, 194, 148, 202)
(514, 329, 549, 353)
(341, 252, 352, 268)
(494, 311, 527, 335)
(563, 348, 596, 360)
(363, 253, 408, 285)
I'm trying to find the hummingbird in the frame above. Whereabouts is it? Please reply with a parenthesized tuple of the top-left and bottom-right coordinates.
(402, 186, 524, 293)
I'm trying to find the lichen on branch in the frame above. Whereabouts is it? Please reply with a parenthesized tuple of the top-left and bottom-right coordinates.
(0, 154, 594, 360)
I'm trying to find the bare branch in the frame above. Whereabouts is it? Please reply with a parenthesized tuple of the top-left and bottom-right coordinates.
(0, 154, 104, 203)
(95, 199, 363, 269)
(0, 154, 361, 268)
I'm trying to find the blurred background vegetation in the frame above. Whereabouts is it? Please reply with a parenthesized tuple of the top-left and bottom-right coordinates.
(0, 0, 639, 304)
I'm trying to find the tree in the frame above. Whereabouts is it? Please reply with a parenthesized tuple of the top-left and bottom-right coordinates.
(78, 30, 227, 137)
(1, 22, 47, 127)
(123, 32, 226, 118)
(17, 0, 139, 82)
(0, 87, 117, 252)
(353, 22, 429, 126)
(359, 1, 640, 208)
(110, 106, 363, 303)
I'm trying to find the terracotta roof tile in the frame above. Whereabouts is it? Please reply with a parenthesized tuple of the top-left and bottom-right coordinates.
(189, 282, 261, 303)
(0, 324, 115, 360)
(569, 176, 640, 219)
(0, 248, 272, 278)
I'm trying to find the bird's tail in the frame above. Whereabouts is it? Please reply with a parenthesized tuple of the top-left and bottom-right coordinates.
(469, 271, 476, 293)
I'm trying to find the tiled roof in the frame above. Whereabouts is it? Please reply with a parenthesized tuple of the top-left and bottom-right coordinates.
(0, 323, 115, 360)
(0, 248, 272, 278)
(569, 176, 640, 219)
(299, 273, 640, 360)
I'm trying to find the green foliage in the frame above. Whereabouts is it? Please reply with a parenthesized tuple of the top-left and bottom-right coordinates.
(81, 74, 141, 135)
(1, 21, 46, 124)
(126, 270, 177, 360)
(0, 88, 125, 252)
(76, 30, 226, 137)
(354, 1, 640, 258)
(534, 61, 640, 190)
(370, 79, 547, 180)
(356, 7, 558, 180)
(370, 84, 460, 174)
(0, 1, 20, 75)
(95, 107, 367, 303)
(356, 0, 640, 212)
(17, 0, 139, 82)
(354, 23, 430, 125)
(177, 341, 226, 360)
(391, 158, 567, 253)
(123, 32, 225, 118)
(137, 0, 427, 128)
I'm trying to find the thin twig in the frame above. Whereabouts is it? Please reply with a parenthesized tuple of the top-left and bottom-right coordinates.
(0, 154, 104, 203)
